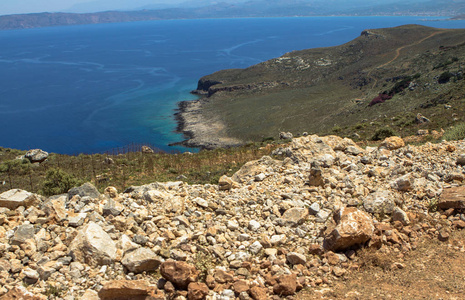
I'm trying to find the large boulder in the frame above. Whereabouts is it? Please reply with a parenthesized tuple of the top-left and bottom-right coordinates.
(232, 156, 281, 183)
(141, 146, 154, 154)
(218, 175, 238, 191)
(390, 174, 413, 192)
(98, 280, 155, 300)
(273, 273, 297, 296)
(324, 207, 374, 251)
(25, 149, 48, 163)
(122, 248, 163, 273)
(282, 207, 309, 226)
(68, 182, 100, 200)
(279, 132, 294, 140)
(42, 195, 68, 223)
(379, 136, 405, 150)
(287, 135, 336, 163)
(81, 290, 100, 300)
(69, 222, 117, 266)
(0, 286, 46, 300)
(160, 260, 199, 289)
(438, 186, 465, 209)
(0, 189, 40, 209)
(188, 282, 209, 300)
(103, 198, 124, 216)
(363, 190, 396, 215)
(10, 224, 35, 245)
(249, 286, 268, 300)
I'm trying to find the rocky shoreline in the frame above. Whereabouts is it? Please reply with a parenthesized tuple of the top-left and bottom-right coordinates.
(1, 134, 465, 299)
(172, 98, 243, 150)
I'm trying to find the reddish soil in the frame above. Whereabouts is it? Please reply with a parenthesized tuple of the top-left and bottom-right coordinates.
(298, 229, 465, 300)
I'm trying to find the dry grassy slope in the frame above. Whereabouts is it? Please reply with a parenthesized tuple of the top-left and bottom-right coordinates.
(194, 25, 465, 142)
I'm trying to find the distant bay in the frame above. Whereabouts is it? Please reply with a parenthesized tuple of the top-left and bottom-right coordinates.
(1, 16, 465, 154)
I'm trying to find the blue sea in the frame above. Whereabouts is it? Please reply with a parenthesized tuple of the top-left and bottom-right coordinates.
(1, 16, 465, 154)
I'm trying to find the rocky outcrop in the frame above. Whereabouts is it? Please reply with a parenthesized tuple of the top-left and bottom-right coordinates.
(141, 146, 154, 154)
(0, 189, 40, 209)
(68, 182, 100, 199)
(194, 79, 223, 94)
(24, 149, 48, 163)
(69, 222, 117, 266)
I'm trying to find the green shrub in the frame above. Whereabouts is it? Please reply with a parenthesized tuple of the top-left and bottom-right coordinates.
(0, 159, 30, 173)
(194, 251, 216, 282)
(443, 123, 465, 141)
(371, 128, 398, 141)
(41, 168, 81, 196)
(331, 125, 342, 133)
(390, 77, 412, 94)
(438, 71, 453, 84)
(45, 284, 62, 297)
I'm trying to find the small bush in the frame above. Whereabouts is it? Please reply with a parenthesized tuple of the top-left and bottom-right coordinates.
(45, 284, 62, 297)
(371, 128, 397, 141)
(194, 251, 216, 282)
(390, 77, 412, 94)
(438, 71, 453, 84)
(331, 125, 342, 133)
(41, 168, 81, 196)
(443, 123, 465, 141)
(427, 198, 438, 213)
(0, 159, 30, 174)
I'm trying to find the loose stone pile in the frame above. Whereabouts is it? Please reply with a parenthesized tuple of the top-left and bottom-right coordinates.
(0, 135, 464, 299)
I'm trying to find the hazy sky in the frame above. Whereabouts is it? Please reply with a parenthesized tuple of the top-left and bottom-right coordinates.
(0, 0, 247, 15)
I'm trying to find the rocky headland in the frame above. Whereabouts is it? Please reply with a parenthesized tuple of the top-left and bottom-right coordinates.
(1, 134, 464, 299)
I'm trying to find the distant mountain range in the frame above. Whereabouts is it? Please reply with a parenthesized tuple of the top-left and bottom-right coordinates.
(1, 0, 465, 30)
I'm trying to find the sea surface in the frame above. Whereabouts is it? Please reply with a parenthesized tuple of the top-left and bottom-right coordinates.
(1, 16, 465, 154)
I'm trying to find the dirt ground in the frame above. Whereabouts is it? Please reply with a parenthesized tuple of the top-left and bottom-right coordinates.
(298, 229, 465, 300)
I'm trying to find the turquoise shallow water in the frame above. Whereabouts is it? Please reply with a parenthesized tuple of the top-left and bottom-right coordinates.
(1, 16, 465, 154)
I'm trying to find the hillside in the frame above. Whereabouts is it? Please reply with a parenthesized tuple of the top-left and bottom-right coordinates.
(0, 134, 464, 299)
(179, 25, 465, 148)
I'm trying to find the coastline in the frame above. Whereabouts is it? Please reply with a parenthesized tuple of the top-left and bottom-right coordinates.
(172, 97, 244, 150)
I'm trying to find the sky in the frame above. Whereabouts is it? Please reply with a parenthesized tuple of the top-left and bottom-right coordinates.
(0, 0, 248, 15)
